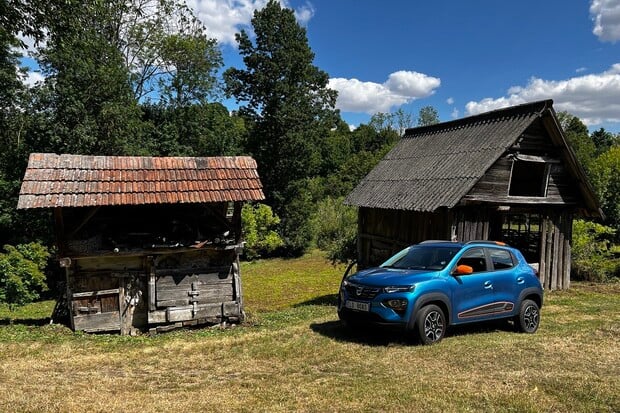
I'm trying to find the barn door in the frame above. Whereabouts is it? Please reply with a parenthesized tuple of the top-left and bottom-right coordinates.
(70, 275, 121, 332)
(154, 266, 236, 323)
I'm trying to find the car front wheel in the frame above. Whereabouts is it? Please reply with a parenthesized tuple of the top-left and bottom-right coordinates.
(416, 304, 446, 345)
(515, 299, 540, 333)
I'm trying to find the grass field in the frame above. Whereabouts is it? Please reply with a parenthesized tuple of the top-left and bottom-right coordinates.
(0, 251, 618, 412)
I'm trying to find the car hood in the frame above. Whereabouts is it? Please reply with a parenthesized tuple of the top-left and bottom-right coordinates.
(346, 267, 438, 286)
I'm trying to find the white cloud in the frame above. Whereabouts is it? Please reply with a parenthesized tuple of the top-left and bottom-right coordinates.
(451, 108, 459, 119)
(22, 70, 44, 87)
(329, 71, 441, 114)
(186, 0, 314, 46)
(446, 97, 454, 105)
(590, 0, 620, 42)
(576, 67, 587, 73)
(465, 64, 620, 125)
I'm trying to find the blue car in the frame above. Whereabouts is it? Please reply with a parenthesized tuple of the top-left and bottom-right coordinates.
(338, 241, 543, 344)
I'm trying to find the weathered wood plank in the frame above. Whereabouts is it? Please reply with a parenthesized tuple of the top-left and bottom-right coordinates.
(73, 311, 121, 332)
(72, 288, 120, 298)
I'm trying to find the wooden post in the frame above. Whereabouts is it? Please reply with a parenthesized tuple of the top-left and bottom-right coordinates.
(539, 217, 547, 288)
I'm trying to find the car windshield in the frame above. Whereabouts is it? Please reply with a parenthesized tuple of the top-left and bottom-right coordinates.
(380, 245, 461, 270)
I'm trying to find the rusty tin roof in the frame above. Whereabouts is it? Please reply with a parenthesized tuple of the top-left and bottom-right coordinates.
(18, 153, 265, 209)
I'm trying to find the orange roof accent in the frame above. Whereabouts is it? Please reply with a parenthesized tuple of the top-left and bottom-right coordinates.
(17, 153, 265, 209)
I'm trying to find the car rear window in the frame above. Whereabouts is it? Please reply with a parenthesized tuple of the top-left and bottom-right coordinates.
(489, 248, 515, 270)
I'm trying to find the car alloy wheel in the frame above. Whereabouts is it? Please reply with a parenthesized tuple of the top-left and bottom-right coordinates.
(516, 299, 540, 333)
(416, 304, 446, 345)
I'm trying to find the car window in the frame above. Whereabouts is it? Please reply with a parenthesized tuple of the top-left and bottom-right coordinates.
(456, 248, 487, 273)
(488, 248, 515, 270)
(382, 246, 461, 270)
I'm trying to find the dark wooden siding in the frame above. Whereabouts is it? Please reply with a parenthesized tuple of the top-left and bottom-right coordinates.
(463, 155, 579, 205)
(358, 207, 452, 268)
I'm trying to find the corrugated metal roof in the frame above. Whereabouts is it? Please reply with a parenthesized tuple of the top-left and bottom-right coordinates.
(17, 153, 265, 209)
(346, 100, 552, 211)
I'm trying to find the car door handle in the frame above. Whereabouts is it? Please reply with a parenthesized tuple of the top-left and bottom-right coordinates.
(516, 277, 525, 284)
(484, 281, 493, 289)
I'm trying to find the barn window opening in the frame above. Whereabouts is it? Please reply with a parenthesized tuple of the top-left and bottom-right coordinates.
(508, 160, 549, 197)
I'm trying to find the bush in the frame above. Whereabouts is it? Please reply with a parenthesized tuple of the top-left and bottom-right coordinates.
(571, 220, 619, 281)
(0, 242, 50, 311)
(312, 196, 357, 264)
(241, 203, 284, 260)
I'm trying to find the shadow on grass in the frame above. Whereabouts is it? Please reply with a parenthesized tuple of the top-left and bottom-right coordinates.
(293, 294, 339, 307)
(0, 317, 52, 327)
(310, 318, 517, 346)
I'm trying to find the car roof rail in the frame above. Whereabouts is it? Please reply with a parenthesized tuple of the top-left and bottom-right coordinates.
(419, 240, 454, 244)
(465, 240, 510, 247)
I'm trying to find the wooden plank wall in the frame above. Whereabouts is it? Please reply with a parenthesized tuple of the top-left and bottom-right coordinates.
(539, 211, 573, 291)
(357, 207, 451, 268)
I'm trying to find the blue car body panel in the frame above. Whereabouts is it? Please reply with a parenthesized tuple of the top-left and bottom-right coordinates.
(338, 241, 543, 331)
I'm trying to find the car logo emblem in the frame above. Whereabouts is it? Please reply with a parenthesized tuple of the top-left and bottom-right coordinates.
(356, 286, 364, 296)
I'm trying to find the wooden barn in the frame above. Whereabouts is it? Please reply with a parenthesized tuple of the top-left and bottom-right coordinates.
(17, 153, 264, 334)
(345, 100, 602, 290)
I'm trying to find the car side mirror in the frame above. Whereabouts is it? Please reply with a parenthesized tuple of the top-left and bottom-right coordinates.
(454, 264, 473, 275)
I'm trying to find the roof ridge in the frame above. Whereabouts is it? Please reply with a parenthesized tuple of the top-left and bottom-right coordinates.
(403, 99, 552, 137)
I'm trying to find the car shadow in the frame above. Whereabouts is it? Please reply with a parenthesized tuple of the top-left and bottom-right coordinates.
(310, 318, 516, 346)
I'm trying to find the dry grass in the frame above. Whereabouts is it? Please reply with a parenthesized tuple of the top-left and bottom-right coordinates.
(0, 252, 618, 412)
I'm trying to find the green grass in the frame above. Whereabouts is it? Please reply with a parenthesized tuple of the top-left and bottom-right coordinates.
(0, 251, 618, 412)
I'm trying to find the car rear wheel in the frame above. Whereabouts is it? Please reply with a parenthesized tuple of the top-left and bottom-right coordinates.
(416, 304, 446, 345)
(515, 299, 540, 333)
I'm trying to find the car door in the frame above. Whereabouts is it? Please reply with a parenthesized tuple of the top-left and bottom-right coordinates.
(484, 247, 520, 313)
(450, 247, 496, 323)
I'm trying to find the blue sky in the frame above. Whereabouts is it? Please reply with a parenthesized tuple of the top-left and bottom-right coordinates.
(20, 0, 620, 132)
(188, 0, 620, 132)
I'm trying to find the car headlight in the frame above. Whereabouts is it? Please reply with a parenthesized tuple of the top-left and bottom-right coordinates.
(383, 285, 415, 293)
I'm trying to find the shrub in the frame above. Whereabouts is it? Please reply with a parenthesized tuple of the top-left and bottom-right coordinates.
(241, 203, 284, 260)
(571, 220, 618, 281)
(0, 242, 50, 311)
(311, 196, 357, 264)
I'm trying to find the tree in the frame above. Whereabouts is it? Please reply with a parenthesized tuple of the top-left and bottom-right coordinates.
(33, 0, 145, 155)
(224, 0, 338, 201)
(417, 105, 440, 126)
(224, 0, 339, 253)
(589, 146, 620, 235)
(117, 0, 223, 105)
(557, 111, 595, 171)
(590, 128, 617, 156)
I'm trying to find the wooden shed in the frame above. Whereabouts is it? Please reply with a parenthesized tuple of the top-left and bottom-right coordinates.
(345, 100, 602, 290)
(17, 153, 264, 334)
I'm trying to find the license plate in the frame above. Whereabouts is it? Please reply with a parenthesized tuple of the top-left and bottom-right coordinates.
(345, 300, 370, 312)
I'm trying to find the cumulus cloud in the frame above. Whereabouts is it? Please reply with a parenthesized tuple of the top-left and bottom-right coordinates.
(590, 0, 620, 42)
(465, 63, 620, 125)
(329, 71, 441, 114)
(446, 97, 454, 105)
(186, 0, 314, 46)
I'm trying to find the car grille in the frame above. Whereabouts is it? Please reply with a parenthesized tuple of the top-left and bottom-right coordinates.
(345, 283, 381, 300)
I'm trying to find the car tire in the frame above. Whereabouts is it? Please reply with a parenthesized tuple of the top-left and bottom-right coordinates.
(514, 299, 540, 333)
(416, 304, 446, 345)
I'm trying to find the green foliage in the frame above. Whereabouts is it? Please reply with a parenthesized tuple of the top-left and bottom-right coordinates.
(224, 0, 338, 207)
(571, 220, 618, 281)
(417, 105, 440, 126)
(557, 111, 596, 170)
(241, 203, 283, 260)
(0, 243, 50, 310)
(589, 146, 620, 235)
(278, 180, 320, 256)
(311, 197, 357, 264)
